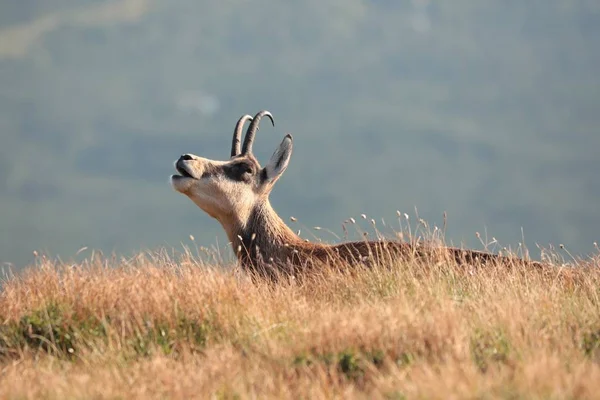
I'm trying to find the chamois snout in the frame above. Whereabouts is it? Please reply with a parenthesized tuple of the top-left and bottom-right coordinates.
(175, 154, 197, 177)
(173, 154, 203, 179)
(170, 153, 211, 195)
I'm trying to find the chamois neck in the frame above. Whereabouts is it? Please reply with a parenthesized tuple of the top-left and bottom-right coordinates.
(225, 199, 305, 268)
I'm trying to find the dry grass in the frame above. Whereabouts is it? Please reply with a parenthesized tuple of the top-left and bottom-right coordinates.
(1, 248, 599, 399)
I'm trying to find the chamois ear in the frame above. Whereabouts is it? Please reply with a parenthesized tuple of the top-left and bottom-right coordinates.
(262, 134, 293, 184)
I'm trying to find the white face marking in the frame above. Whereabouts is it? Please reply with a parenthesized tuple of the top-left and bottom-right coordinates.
(170, 154, 259, 226)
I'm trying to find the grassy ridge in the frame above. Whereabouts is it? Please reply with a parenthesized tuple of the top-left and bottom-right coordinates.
(1, 250, 599, 399)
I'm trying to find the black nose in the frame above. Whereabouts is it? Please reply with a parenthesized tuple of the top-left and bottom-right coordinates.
(180, 154, 193, 161)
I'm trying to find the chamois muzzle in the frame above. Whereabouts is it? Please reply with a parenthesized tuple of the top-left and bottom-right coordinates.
(174, 154, 197, 179)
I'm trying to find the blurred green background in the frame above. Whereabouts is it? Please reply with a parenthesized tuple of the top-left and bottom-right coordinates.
(1, 0, 599, 269)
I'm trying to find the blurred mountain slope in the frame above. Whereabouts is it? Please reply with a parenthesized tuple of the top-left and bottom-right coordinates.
(1, 0, 598, 267)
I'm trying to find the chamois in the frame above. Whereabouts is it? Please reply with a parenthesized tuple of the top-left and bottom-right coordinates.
(170, 110, 543, 278)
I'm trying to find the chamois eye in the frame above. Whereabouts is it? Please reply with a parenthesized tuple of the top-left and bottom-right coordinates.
(225, 163, 254, 182)
(235, 163, 253, 175)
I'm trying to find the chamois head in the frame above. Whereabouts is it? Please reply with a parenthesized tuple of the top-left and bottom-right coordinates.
(170, 111, 293, 237)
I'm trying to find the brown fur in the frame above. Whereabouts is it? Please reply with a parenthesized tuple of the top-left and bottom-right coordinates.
(230, 200, 543, 279)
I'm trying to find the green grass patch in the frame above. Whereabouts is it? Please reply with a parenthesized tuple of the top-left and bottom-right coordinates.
(293, 347, 396, 380)
(0, 303, 106, 359)
(0, 303, 215, 360)
(581, 329, 600, 361)
(471, 328, 512, 373)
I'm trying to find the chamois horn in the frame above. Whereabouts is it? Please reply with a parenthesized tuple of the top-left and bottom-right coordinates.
(242, 110, 274, 155)
(231, 114, 254, 157)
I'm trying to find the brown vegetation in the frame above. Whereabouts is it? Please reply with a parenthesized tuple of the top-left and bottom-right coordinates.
(1, 247, 599, 399)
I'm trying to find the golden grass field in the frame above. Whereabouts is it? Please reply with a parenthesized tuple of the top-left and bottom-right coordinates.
(1, 244, 599, 399)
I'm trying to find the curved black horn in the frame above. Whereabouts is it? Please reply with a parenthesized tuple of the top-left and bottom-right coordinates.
(242, 110, 274, 155)
(231, 114, 253, 157)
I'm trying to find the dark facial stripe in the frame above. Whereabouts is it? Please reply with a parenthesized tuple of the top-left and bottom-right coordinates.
(223, 161, 256, 182)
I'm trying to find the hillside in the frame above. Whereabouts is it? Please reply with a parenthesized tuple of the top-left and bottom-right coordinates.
(1, 1, 599, 268)
(1, 251, 599, 398)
